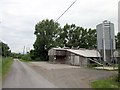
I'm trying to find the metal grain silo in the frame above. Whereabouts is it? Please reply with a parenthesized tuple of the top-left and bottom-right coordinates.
(96, 20, 116, 63)
(118, 1, 120, 32)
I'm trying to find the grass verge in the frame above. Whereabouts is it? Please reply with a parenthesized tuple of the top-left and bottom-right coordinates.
(91, 76, 120, 89)
(0, 56, 2, 81)
(2, 57, 13, 80)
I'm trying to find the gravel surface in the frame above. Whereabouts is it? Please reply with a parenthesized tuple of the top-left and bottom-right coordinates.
(3, 59, 57, 88)
(2, 60, 118, 88)
(30, 62, 81, 70)
(30, 62, 118, 88)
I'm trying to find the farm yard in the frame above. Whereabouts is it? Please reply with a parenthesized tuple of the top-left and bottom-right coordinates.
(29, 61, 118, 88)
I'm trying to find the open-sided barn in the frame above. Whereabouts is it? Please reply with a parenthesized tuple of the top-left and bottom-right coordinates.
(48, 48, 103, 67)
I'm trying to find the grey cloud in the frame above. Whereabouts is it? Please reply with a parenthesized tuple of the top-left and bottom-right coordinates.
(1, 0, 119, 53)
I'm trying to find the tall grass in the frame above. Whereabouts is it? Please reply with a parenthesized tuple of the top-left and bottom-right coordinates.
(0, 56, 2, 81)
(91, 76, 119, 89)
(2, 57, 13, 80)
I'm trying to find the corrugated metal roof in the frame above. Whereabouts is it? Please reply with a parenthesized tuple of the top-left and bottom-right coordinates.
(49, 48, 101, 57)
(48, 48, 119, 58)
(50, 47, 70, 50)
(48, 48, 67, 55)
(67, 49, 101, 57)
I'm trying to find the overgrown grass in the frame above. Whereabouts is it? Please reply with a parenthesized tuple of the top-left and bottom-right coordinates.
(0, 56, 2, 81)
(91, 76, 120, 89)
(2, 57, 13, 80)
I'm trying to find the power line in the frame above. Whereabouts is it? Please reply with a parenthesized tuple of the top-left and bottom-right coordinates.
(56, 0, 77, 22)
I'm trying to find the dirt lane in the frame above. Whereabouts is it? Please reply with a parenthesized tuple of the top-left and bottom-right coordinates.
(3, 59, 57, 88)
(30, 62, 118, 88)
(3, 60, 117, 88)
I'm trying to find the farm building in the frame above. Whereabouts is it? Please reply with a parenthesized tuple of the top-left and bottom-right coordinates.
(48, 48, 103, 67)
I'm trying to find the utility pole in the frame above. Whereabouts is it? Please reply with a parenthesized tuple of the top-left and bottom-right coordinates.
(26, 47, 30, 53)
(23, 46, 25, 55)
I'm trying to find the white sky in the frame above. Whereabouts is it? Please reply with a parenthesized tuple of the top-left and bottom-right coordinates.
(1, 0, 120, 53)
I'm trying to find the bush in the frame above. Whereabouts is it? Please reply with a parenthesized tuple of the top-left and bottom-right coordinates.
(21, 53, 31, 61)
(34, 57, 41, 61)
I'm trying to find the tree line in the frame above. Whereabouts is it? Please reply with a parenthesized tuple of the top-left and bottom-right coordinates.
(31, 19, 120, 61)
(1, 19, 120, 62)
(30, 19, 97, 61)
(31, 19, 120, 82)
(0, 19, 120, 82)
(0, 41, 11, 57)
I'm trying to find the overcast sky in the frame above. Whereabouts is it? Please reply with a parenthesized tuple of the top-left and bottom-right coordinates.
(1, 0, 119, 53)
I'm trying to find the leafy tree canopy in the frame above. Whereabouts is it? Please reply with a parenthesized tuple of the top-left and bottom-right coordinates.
(31, 19, 97, 61)
(116, 32, 120, 49)
(33, 19, 61, 60)
(0, 41, 11, 57)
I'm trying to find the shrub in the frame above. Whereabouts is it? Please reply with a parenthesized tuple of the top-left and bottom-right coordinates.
(21, 54, 31, 61)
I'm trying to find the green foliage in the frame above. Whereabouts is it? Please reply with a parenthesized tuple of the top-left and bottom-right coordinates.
(57, 24, 96, 49)
(21, 53, 31, 61)
(29, 50, 36, 60)
(31, 19, 97, 61)
(0, 56, 2, 81)
(32, 19, 61, 61)
(91, 76, 119, 89)
(0, 42, 12, 81)
(0, 42, 11, 57)
(116, 32, 120, 49)
(11, 52, 32, 61)
(2, 57, 13, 80)
(11, 53, 23, 59)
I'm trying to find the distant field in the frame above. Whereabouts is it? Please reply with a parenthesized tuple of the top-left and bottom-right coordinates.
(2, 57, 13, 80)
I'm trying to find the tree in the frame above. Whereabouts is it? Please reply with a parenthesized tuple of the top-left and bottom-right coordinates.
(32, 19, 97, 61)
(116, 32, 120, 49)
(11, 52, 23, 59)
(85, 28, 97, 49)
(32, 19, 61, 61)
(56, 24, 73, 48)
(57, 24, 97, 49)
(0, 41, 11, 57)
